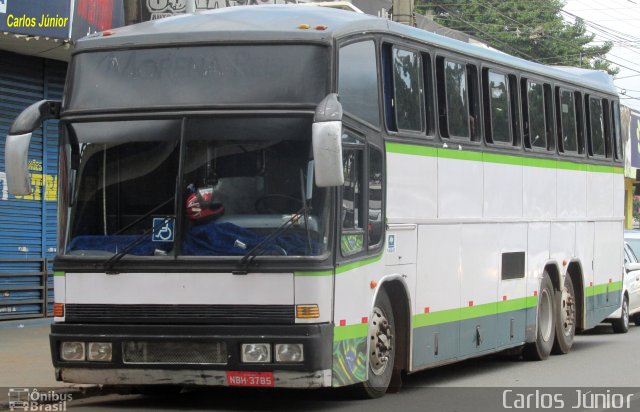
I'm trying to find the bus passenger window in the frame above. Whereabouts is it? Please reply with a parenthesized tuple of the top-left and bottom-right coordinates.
(524, 81, 547, 149)
(368, 146, 383, 248)
(444, 60, 470, 139)
(484, 70, 511, 144)
(339, 41, 380, 127)
(587, 97, 605, 157)
(558, 89, 578, 153)
(392, 47, 424, 132)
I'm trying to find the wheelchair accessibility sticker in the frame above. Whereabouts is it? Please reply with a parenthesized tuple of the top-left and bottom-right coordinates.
(152, 217, 174, 242)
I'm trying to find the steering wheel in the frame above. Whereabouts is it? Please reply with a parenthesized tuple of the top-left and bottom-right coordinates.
(255, 194, 303, 214)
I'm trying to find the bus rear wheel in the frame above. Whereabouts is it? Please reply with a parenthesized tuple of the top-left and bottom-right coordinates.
(524, 273, 555, 361)
(359, 288, 395, 398)
(552, 275, 576, 354)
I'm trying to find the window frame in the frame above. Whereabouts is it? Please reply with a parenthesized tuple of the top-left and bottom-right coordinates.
(585, 94, 608, 159)
(337, 37, 382, 131)
(521, 77, 552, 152)
(555, 86, 582, 157)
(482, 67, 514, 146)
(338, 128, 385, 258)
(435, 54, 482, 143)
(389, 45, 426, 134)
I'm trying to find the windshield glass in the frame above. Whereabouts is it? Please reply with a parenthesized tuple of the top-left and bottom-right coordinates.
(65, 117, 330, 259)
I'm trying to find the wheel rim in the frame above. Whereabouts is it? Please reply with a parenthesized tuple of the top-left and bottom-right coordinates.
(623, 300, 629, 329)
(539, 289, 553, 342)
(369, 306, 393, 376)
(560, 284, 575, 337)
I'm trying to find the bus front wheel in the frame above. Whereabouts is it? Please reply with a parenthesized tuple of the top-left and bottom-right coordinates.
(524, 273, 556, 361)
(359, 288, 396, 398)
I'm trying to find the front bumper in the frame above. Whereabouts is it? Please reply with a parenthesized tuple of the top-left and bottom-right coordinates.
(51, 323, 333, 388)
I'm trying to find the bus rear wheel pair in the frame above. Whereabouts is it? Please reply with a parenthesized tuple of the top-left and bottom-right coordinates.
(524, 272, 576, 360)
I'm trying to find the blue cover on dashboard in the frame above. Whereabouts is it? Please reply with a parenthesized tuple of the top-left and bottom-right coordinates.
(182, 222, 320, 256)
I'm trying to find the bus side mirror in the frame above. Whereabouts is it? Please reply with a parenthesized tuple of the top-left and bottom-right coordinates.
(5, 100, 61, 195)
(312, 93, 344, 187)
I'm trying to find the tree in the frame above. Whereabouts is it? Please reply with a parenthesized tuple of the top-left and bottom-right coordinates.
(417, 0, 619, 76)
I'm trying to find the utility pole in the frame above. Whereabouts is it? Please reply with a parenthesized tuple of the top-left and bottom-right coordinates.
(392, 0, 416, 27)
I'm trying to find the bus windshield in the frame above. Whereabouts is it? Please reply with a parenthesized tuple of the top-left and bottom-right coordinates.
(65, 116, 330, 259)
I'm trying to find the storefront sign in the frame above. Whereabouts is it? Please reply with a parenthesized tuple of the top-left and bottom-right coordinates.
(72, 0, 124, 40)
(0, 0, 71, 39)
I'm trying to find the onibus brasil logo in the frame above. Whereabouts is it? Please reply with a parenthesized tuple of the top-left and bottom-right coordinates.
(8, 388, 72, 411)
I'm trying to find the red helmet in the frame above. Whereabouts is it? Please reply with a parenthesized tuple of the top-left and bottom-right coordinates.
(185, 186, 224, 222)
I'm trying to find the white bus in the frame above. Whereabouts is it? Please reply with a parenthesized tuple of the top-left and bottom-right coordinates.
(4, 6, 623, 398)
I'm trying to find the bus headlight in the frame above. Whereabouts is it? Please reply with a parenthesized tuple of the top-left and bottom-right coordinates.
(275, 344, 304, 363)
(241, 343, 271, 363)
(87, 342, 112, 362)
(61, 342, 85, 361)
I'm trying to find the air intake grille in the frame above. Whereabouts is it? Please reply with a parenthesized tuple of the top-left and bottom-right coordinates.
(65, 304, 294, 324)
(123, 341, 227, 365)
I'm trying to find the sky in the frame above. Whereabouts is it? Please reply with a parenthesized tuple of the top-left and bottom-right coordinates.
(563, 0, 640, 112)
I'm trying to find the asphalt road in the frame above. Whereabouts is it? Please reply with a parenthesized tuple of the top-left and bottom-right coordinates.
(62, 324, 640, 412)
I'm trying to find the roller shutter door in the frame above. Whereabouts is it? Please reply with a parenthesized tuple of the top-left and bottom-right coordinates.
(0, 51, 67, 320)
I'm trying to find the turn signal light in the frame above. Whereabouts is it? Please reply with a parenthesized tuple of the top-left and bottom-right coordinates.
(296, 304, 319, 319)
(53, 303, 64, 317)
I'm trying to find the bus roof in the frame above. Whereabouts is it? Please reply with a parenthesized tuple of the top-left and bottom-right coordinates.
(75, 5, 617, 95)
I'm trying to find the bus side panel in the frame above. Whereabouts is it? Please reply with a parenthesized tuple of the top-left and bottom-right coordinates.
(557, 168, 586, 218)
(575, 222, 595, 328)
(459, 224, 498, 356)
(587, 221, 623, 328)
(331, 258, 385, 387)
(437, 152, 483, 219)
(613, 173, 624, 218)
(586, 169, 613, 218)
(413, 224, 461, 370)
(497, 223, 527, 347)
(386, 147, 437, 221)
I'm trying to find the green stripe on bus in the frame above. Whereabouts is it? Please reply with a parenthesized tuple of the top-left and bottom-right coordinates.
(336, 254, 382, 275)
(437, 147, 483, 162)
(334, 323, 368, 341)
(54, 271, 65, 277)
(385, 142, 438, 157)
(386, 142, 623, 174)
(586, 281, 623, 297)
(294, 270, 334, 277)
(412, 296, 538, 328)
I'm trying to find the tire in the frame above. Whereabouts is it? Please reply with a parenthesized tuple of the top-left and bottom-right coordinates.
(612, 297, 629, 334)
(552, 275, 576, 355)
(524, 273, 556, 361)
(634, 313, 640, 327)
(358, 288, 396, 398)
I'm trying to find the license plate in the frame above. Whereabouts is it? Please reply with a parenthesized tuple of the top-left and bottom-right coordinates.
(226, 371, 275, 387)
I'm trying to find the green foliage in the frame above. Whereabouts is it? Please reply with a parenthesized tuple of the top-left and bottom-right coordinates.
(417, 0, 618, 76)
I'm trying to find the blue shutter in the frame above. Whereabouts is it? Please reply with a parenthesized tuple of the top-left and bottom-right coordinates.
(0, 51, 67, 320)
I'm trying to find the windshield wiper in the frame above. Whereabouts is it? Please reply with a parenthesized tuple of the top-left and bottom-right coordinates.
(102, 197, 175, 272)
(103, 217, 173, 273)
(235, 204, 310, 274)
